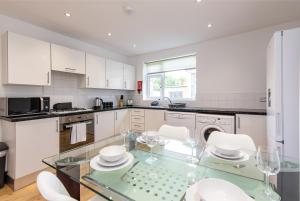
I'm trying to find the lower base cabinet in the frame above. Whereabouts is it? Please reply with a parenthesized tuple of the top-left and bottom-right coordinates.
(145, 110, 166, 131)
(94, 111, 115, 141)
(1, 117, 59, 189)
(236, 114, 267, 149)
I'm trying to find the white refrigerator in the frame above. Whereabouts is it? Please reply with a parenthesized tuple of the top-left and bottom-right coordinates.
(267, 28, 300, 200)
(267, 28, 300, 162)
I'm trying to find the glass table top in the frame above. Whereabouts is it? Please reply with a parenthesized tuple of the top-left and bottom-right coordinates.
(43, 135, 299, 201)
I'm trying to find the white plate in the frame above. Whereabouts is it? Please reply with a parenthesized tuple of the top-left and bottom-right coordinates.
(136, 136, 146, 144)
(211, 147, 243, 159)
(215, 144, 240, 156)
(97, 152, 129, 167)
(186, 178, 254, 201)
(207, 146, 249, 162)
(90, 152, 134, 172)
(137, 135, 169, 146)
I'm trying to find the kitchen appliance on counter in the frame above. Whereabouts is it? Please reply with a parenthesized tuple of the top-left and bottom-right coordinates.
(94, 97, 103, 110)
(52, 102, 92, 115)
(59, 112, 94, 153)
(102, 101, 113, 109)
(127, 99, 134, 106)
(0, 97, 50, 117)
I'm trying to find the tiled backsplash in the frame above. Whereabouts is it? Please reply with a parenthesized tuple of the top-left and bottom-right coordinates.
(0, 71, 131, 109)
(132, 92, 266, 109)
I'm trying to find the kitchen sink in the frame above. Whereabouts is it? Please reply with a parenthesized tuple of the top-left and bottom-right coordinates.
(168, 103, 186, 109)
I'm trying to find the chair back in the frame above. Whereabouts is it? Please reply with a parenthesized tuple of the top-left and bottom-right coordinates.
(37, 171, 77, 201)
(207, 131, 256, 151)
(158, 124, 190, 140)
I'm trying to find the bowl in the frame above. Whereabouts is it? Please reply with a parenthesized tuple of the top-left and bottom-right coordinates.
(99, 145, 126, 162)
(215, 144, 240, 156)
(142, 131, 158, 140)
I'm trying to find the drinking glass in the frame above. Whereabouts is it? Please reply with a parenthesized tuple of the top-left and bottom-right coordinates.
(120, 125, 127, 147)
(186, 137, 199, 164)
(256, 147, 281, 201)
(145, 133, 158, 164)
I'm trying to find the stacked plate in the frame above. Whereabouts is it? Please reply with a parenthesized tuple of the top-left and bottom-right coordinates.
(207, 144, 248, 161)
(90, 145, 134, 171)
(136, 131, 168, 146)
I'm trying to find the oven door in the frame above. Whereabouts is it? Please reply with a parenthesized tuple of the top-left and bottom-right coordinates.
(59, 120, 95, 153)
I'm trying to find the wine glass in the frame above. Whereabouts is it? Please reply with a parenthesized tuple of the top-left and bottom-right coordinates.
(145, 132, 158, 164)
(120, 125, 127, 147)
(256, 147, 281, 201)
(186, 137, 199, 164)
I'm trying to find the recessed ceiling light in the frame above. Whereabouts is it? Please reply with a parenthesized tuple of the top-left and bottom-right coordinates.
(133, 44, 137, 48)
(107, 32, 112, 36)
(65, 12, 71, 17)
(208, 23, 213, 28)
(196, 0, 202, 2)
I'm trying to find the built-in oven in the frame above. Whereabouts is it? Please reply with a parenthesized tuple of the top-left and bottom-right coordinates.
(0, 97, 50, 117)
(59, 113, 95, 153)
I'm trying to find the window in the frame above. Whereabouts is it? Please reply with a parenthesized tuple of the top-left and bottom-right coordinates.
(145, 55, 196, 100)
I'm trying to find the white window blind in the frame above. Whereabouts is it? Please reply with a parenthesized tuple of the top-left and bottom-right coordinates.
(146, 55, 196, 74)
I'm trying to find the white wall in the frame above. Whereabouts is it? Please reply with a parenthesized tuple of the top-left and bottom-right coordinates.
(130, 20, 300, 109)
(0, 14, 131, 108)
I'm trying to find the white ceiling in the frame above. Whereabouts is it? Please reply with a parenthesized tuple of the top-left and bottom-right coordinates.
(0, 0, 300, 56)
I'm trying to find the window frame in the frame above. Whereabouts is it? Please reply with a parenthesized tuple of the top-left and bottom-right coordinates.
(145, 67, 196, 101)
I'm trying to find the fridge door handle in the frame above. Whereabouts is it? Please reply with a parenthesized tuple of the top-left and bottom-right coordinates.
(275, 112, 281, 138)
(276, 140, 284, 144)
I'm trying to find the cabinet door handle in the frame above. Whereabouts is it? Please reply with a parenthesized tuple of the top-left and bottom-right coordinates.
(87, 76, 90, 86)
(47, 72, 50, 84)
(116, 112, 118, 120)
(56, 120, 59, 132)
(237, 116, 240, 129)
(106, 80, 109, 87)
(96, 115, 99, 124)
(65, 67, 76, 71)
(124, 81, 127, 89)
(164, 112, 166, 121)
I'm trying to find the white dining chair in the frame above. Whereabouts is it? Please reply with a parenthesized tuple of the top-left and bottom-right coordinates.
(158, 124, 190, 141)
(207, 131, 256, 151)
(37, 171, 105, 201)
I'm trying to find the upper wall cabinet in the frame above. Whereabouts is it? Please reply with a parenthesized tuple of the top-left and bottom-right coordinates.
(51, 44, 85, 74)
(83, 53, 106, 88)
(2, 32, 51, 86)
(106, 59, 124, 89)
(124, 64, 135, 90)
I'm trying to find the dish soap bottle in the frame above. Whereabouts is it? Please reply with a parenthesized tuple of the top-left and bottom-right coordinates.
(118, 95, 124, 107)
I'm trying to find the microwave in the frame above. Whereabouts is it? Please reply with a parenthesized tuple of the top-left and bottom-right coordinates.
(0, 97, 50, 117)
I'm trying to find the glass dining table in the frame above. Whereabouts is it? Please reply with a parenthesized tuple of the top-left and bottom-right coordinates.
(43, 134, 299, 201)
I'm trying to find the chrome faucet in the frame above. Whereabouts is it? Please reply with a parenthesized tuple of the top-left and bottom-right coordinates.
(163, 97, 173, 104)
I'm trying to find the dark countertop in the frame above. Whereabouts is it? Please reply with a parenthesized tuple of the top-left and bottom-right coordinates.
(0, 105, 266, 122)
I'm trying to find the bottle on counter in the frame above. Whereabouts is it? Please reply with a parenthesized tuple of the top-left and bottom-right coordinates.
(118, 95, 124, 107)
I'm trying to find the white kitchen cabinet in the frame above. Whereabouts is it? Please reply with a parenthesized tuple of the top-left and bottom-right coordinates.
(51, 44, 85, 74)
(2, 32, 51, 86)
(130, 109, 145, 132)
(166, 111, 196, 137)
(123, 64, 135, 90)
(83, 53, 106, 88)
(145, 110, 166, 131)
(115, 109, 130, 135)
(236, 114, 267, 149)
(2, 117, 59, 187)
(105, 59, 124, 89)
(94, 111, 115, 141)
